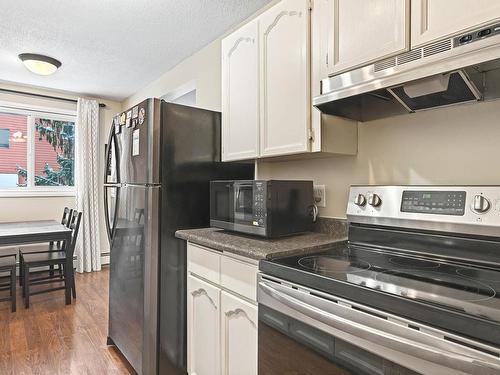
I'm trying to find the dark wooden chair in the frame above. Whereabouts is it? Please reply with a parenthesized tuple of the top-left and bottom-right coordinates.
(19, 207, 73, 287)
(0, 253, 16, 312)
(21, 210, 82, 308)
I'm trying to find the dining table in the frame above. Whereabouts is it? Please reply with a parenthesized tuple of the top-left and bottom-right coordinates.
(0, 220, 73, 304)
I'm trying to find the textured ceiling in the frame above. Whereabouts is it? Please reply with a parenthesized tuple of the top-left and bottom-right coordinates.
(0, 0, 271, 101)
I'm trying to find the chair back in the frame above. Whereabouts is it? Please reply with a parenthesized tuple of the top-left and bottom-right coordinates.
(134, 208, 144, 224)
(66, 210, 83, 258)
(55, 207, 73, 248)
(61, 207, 73, 227)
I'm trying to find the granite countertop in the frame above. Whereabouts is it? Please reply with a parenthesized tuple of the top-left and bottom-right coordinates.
(175, 225, 347, 261)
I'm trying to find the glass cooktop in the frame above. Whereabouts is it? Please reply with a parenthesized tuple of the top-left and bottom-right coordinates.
(270, 244, 500, 324)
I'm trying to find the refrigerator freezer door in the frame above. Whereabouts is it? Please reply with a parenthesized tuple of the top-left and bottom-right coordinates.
(108, 184, 159, 375)
(118, 99, 161, 185)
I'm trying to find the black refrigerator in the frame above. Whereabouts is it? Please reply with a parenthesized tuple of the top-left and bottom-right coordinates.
(104, 99, 254, 375)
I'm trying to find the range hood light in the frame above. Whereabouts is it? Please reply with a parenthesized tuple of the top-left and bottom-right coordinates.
(403, 74, 451, 98)
(18, 53, 61, 76)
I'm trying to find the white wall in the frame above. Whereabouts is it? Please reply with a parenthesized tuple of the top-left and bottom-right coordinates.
(0, 82, 121, 254)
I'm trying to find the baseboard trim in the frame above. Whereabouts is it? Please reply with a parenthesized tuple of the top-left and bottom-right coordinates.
(101, 255, 110, 265)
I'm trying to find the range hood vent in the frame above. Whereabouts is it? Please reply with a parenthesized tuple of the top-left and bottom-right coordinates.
(314, 22, 500, 122)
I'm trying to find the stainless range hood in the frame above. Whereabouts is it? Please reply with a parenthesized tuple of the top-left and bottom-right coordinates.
(314, 22, 500, 122)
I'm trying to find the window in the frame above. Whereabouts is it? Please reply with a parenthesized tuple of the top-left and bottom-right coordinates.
(0, 113, 27, 188)
(0, 129, 9, 148)
(0, 103, 76, 195)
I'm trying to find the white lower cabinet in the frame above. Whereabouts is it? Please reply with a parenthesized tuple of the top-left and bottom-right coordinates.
(187, 243, 259, 375)
(221, 291, 258, 375)
(187, 275, 221, 375)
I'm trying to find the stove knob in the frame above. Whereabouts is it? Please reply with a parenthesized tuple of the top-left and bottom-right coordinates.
(368, 193, 382, 207)
(472, 194, 491, 213)
(354, 194, 366, 206)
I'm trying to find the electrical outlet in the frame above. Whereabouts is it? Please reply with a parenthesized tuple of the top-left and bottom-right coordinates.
(313, 185, 326, 207)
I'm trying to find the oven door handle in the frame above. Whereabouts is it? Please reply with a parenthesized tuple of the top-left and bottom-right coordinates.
(258, 281, 500, 375)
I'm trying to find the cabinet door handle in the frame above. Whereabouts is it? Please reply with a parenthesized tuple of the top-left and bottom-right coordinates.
(225, 308, 256, 328)
(191, 288, 217, 308)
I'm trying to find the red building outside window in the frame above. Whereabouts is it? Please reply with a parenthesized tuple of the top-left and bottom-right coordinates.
(0, 111, 75, 189)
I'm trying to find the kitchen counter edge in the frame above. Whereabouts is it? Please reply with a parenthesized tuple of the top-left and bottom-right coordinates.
(175, 227, 347, 261)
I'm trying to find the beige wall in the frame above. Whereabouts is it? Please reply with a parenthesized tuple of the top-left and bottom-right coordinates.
(258, 101, 500, 218)
(124, 38, 500, 221)
(123, 3, 500, 221)
(0, 82, 121, 254)
(123, 40, 222, 111)
(122, 0, 280, 111)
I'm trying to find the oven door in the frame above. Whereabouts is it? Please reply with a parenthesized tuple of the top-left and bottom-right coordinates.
(233, 181, 255, 224)
(257, 274, 500, 375)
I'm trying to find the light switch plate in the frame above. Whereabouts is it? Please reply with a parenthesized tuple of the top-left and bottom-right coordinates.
(313, 185, 326, 207)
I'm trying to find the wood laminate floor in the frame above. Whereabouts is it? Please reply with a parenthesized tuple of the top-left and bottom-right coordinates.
(0, 267, 135, 375)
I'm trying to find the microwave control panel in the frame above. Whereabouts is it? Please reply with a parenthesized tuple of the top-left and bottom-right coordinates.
(253, 182, 267, 227)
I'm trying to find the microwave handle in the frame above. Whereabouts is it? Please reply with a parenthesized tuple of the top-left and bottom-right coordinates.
(235, 186, 240, 203)
(258, 281, 500, 375)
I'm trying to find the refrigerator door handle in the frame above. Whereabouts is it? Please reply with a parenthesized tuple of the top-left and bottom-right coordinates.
(104, 185, 120, 242)
(104, 126, 120, 184)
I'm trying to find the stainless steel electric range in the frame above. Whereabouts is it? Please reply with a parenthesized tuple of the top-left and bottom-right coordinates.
(258, 186, 500, 375)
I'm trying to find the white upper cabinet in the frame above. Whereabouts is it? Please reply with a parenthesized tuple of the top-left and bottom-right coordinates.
(259, 0, 311, 157)
(411, 0, 500, 48)
(221, 291, 258, 375)
(187, 275, 220, 375)
(329, 0, 410, 74)
(221, 19, 260, 161)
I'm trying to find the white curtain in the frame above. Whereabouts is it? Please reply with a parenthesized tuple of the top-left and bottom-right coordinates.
(75, 98, 101, 273)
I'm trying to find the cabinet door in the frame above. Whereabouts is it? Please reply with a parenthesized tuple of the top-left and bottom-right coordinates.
(411, 0, 500, 48)
(330, 0, 409, 74)
(259, 0, 311, 157)
(187, 275, 221, 375)
(221, 291, 258, 375)
(222, 19, 260, 161)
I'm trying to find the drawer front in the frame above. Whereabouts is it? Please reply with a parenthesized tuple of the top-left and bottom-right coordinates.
(220, 255, 258, 301)
(187, 243, 221, 284)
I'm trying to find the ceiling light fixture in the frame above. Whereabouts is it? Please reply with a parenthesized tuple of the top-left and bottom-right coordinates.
(18, 53, 61, 76)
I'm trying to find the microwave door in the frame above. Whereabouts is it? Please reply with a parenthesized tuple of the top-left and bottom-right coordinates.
(234, 183, 254, 223)
(210, 182, 235, 223)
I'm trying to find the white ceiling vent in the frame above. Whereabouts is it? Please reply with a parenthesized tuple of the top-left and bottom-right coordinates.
(397, 49, 423, 65)
(423, 39, 452, 58)
(374, 57, 396, 72)
(372, 39, 453, 74)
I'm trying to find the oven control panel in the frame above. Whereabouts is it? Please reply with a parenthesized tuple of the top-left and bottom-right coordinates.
(346, 186, 500, 237)
(401, 191, 466, 216)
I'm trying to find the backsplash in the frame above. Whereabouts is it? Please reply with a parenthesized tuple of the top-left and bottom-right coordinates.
(313, 217, 348, 239)
(258, 100, 500, 218)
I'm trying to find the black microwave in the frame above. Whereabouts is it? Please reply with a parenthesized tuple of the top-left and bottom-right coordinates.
(210, 180, 314, 238)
